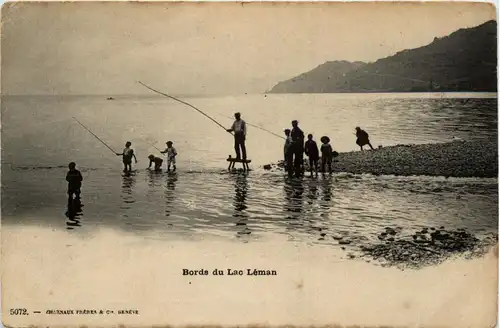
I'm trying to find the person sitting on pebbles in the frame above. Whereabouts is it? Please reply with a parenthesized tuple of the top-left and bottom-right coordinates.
(355, 126, 375, 151)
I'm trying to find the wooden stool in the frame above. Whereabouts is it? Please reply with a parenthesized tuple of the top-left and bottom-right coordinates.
(227, 156, 251, 171)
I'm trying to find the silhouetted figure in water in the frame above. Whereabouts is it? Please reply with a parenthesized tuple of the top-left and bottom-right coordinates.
(305, 134, 319, 176)
(66, 162, 83, 202)
(148, 154, 163, 172)
(355, 127, 374, 151)
(320, 136, 333, 173)
(116, 141, 138, 172)
(160, 141, 177, 172)
(290, 120, 305, 177)
(283, 129, 293, 175)
(226, 112, 247, 160)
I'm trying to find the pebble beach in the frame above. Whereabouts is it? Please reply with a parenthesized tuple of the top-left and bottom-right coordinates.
(265, 140, 498, 178)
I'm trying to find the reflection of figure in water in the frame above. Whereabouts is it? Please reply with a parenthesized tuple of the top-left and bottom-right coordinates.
(306, 179, 319, 206)
(319, 175, 333, 209)
(66, 162, 83, 202)
(66, 197, 83, 229)
(148, 154, 163, 172)
(116, 141, 138, 172)
(355, 127, 374, 151)
(120, 173, 136, 212)
(232, 172, 248, 217)
(283, 176, 305, 216)
(164, 174, 178, 217)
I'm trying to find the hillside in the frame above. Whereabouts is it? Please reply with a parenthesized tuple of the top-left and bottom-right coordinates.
(269, 20, 497, 93)
(269, 61, 365, 93)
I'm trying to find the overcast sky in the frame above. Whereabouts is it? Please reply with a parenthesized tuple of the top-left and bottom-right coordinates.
(1, 2, 495, 95)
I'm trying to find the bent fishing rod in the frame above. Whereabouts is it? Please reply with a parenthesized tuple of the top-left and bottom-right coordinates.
(138, 81, 285, 141)
(72, 117, 117, 154)
(138, 81, 233, 136)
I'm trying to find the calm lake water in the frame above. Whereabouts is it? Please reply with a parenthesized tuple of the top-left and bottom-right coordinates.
(1, 93, 498, 244)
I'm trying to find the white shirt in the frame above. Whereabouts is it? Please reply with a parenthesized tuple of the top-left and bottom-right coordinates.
(232, 119, 246, 135)
(164, 147, 177, 159)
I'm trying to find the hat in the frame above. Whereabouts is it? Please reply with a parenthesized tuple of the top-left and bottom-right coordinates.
(320, 136, 330, 143)
(166, 141, 173, 145)
(292, 120, 298, 124)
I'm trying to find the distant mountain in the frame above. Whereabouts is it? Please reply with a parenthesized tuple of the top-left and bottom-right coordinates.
(269, 60, 366, 93)
(269, 20, 497, 93)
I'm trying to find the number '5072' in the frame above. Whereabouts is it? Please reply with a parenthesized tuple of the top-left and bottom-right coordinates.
(10, 308, 28, 315)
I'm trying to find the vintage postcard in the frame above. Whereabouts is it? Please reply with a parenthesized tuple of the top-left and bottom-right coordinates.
(1, 1, 498, 327)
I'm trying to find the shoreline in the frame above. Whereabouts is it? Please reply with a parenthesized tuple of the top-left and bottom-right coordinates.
(264, 140, 498, 178)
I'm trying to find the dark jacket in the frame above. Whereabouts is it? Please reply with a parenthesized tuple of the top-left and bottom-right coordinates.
(304, 140, 319, 159)
(149, 157, 163, 168)
(291, 127, 305, 150)
(321, 143, 333, 159)
(356, 130, 370, 144)
(66, 169, 83, 190)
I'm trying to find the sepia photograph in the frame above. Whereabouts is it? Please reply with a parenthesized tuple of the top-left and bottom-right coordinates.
(1, 1, 498, 327)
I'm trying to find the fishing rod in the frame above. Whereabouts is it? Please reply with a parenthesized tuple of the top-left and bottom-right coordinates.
(217, 113, 285, 140)
(137, 81, 233, 136)
(72, 117, 117, 154)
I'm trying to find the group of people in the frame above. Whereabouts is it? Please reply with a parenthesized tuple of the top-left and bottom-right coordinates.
(282, 120, 337, 177)
(282, 122, 374, 177)
(224, 112, 375, 178)
(116, 140, 178, 173)
(66, 140, 179, 203)
(146, 141, 178, 172)
(66, 112, 375, 202)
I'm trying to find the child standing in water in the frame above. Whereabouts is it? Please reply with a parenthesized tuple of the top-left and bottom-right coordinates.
(320, 136, 333, 174)
(304, 134, 319, 176)
(161, 141, 177, 172)
(66, 162, 83, 202)
(116, 141, 138, 172)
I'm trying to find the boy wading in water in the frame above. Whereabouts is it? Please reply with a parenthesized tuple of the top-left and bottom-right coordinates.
(283, 129, 293, 173)
(148, 155, 163, 172)
(116, 141, 138, 172)
(304, 134, 319, 176)
(320, 136, 333, 174)
(355, 126, 374, 151)
(66, 162, 83, 202)
(161, 141, 177, 172)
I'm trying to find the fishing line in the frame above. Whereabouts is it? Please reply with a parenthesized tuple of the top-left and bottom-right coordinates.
(137, 81, 233, 136)
(72, 117, 117, 154)
(216, 113, 285, 140)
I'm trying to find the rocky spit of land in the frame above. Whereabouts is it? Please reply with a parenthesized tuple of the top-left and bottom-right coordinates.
(356, 227, 497, 269)
(263, 140, 498, 178)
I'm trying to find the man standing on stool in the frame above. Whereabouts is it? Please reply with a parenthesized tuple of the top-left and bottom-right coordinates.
(227, 112, 247, 160)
